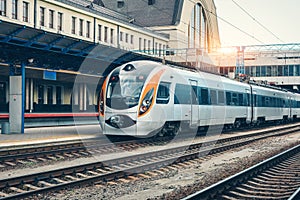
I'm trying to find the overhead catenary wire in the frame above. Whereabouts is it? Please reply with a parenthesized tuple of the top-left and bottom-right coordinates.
(187, 0, 266, 45)
(231, 0, 285, 44)
(142, 0, 267, 46)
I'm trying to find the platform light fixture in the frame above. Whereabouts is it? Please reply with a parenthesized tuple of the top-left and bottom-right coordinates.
(28, 58, 34, 64)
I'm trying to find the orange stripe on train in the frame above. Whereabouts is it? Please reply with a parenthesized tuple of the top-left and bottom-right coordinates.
(138, 69, 166, 117)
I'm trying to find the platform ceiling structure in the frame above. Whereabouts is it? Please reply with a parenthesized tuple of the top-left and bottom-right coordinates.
(0, 20, 166, 77)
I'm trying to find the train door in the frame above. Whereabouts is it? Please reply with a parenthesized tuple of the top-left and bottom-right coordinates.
(190, 80, 199, 127)
(245, 89, 251, 123)
(252, 89, 257, 123)
(289, 95, 293, 119)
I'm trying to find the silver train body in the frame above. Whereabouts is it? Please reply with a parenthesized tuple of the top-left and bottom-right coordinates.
(99, 60, 300, 137)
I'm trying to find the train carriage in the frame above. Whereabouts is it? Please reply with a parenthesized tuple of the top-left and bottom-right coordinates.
(99, 60, 300, 137)
(291, 91, 300, 120)
(251, 84, 291, 124)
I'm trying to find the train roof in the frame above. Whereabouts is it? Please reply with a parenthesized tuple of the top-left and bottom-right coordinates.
(124, 60, 299, 96)
(166, 62, 249, 87)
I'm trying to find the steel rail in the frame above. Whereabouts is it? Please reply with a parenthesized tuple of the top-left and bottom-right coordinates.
(0, 123, 299, 169)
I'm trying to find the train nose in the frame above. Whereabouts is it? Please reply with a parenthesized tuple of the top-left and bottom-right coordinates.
(105, 115, 136, 129)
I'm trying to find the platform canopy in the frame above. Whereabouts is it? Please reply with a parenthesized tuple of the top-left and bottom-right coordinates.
(0, 20, 163, 76)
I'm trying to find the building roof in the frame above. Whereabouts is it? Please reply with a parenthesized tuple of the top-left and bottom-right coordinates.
(101, 0, 183, 26)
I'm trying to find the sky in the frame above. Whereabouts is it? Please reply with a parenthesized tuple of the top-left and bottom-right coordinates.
(214, 0, 300, 47)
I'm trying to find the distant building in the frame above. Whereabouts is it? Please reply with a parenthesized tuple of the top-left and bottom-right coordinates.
(211, 44, 300, 91)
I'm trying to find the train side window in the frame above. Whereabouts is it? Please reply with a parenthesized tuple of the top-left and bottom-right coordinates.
(269, 97, 273, 107)
(232, 93, 238, 105)
(157, 82, 170, 104)
(295, 100, 298, 108)
(200, 88, 209, 105)
(276, 98, 280, 107)
(238, 93, 243, 106)
(174, 84, 191, 104)
(271, 97, 276, 107)
(218, 90, 225, 104)
(257, 95, 262, 107)
(280, 98, 283, 107)
(262, 96, 266, 107)
(197, 87, 201, 105)
(265, 97, 270, 107)
(226, 92, 231, 105)
(191, 86, 198, 105)
(246, 93, 250, 106)
(210, 90, 217, 105)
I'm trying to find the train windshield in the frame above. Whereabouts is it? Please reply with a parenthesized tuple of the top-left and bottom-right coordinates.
(106, 66, 154, 109)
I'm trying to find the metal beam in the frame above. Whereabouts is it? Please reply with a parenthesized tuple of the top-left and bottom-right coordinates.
(25, 32, 46, 46)
(21, 62, 25, 133)
(62, 40, 82, 53)
(2, 26, 26, 43)
(43, 36, 65, 50)
(76, 44, 96, 56)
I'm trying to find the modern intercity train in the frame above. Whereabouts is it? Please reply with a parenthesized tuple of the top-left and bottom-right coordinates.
(98, 60, 300, 137)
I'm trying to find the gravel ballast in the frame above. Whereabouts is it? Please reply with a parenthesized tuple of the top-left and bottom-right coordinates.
(34, 131, 300, 200)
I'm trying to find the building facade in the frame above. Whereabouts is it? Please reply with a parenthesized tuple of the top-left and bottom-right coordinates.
(213, 44, 300, 91)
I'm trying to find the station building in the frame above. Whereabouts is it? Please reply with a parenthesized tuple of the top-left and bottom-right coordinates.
(211, 44, 300, 92)
(0, 0, 220, 130)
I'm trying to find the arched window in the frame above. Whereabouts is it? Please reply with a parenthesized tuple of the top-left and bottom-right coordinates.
(189, 3, 207, 51)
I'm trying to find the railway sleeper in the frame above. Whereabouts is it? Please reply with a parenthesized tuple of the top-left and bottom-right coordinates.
(64, 175, 79, 181)
(87, 170, 100, 176)
(240, 183, 297, 193)
(16, 160, 28, 164)
(4, 161, 17, 166)
(268, 168, 300, 175)
(227, 190, 291, 199)
(247, 180, 298, 189)
(236, 186, 295, 197)
(0, 191, 8, 197)
(23, 184, 40, 190)
(76, 172, 90, 178)
(261, 172, 300, 179)
(37, 180, 54, 187)
(9, 186, 26, 193)
(253, 177, 298, 185)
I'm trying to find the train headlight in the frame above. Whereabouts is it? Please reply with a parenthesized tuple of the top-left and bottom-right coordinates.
(139, 88, 154, 116)
(142, 99, 150, 106)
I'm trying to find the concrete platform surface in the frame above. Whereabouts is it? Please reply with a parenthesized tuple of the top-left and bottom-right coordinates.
(0, 125, 102, 147)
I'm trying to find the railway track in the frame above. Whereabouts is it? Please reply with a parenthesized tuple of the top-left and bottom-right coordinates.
(0, 136, 170, 168)
(183, 144, 300, 200)
(0, 124, 299, 199)
(0, 123, 299, 169)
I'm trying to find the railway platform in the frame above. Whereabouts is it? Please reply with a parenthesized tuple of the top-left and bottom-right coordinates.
(0, 125, 101, 148)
